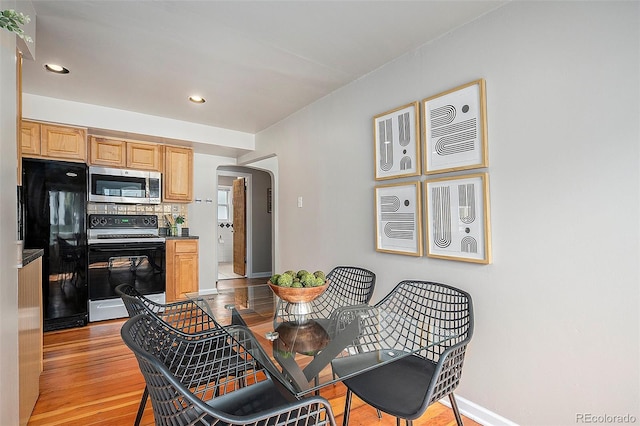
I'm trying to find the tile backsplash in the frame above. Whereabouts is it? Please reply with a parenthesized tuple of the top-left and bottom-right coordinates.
(87, 202, 189, 227)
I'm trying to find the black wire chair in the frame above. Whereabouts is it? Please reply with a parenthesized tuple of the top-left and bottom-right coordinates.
(115, 284, 255, 425)
(332, 280, 474, 426)
(274, 266, 376, 326)
(116, 284, 221, 335)
(121, 313, 337, 426)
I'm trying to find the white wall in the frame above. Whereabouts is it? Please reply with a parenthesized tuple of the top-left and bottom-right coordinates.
(190, 152, 237, 291)
(239, 2, 640, 424)
(243, 156, 279, 280)
(23, 94, 255, 151)
(217, 226, 233, 263)
(0, 0, 20, 422)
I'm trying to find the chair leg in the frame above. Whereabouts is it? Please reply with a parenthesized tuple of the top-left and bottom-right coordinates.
(376, 409, 382, 419)
(342, 389, 353, 426)
(135, 386, 148, 426)
(449, 393, 464, 426)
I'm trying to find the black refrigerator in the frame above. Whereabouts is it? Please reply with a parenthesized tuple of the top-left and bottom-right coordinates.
(22, 158, 89, 331)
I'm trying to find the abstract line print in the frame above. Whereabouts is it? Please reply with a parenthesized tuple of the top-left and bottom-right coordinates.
(431, 186, 451, 248)
(423, 80, 487, 174)
(380, 195, 414, 239)
(378, 118, 393, 171)
(426, 174, 490, 263)
(458, 184, 476, 224)
(376, 182, 422, 256)
(374, 102, 420, 180)
(458, 183, 478, 253)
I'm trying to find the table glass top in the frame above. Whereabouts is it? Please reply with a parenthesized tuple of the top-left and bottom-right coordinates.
(186, 282, 456, 397)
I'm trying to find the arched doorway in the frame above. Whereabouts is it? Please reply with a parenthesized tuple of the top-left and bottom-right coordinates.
(216, 165, 274, 282)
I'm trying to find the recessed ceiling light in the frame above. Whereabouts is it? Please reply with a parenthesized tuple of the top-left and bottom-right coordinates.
(44, 64, 70, 74)
(189, 95, 205, 104)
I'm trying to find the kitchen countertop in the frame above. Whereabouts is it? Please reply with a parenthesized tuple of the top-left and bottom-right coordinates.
(20, 249, 44, 268)
(165, 235, 199, 240)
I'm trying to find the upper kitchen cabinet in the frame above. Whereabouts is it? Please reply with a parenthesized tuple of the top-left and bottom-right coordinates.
(89, 136, 162, 171)
(163, 145, 193, 202)
(127, 141, 162, 171)
(21, 120, 87, 163)
(20, 120, 40, 156)
(41, 124, 87, 161)
(89, 136, 125, 167)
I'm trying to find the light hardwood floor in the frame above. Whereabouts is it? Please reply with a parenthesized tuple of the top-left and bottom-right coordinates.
(28, 290, 480, 425)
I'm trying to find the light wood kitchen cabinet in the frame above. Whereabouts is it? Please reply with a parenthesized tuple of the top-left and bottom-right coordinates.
(166, 239, 199, 302)
(18, 256, 43, 426)
(127, 141, 162, 171)
(89, 136, 162, 171)
(20, 120, 41, 156)
(41, 124, 87, 161)
(21, 121, 87, 163)
(89, 136, 126, 167)
(163, 145, 193, 202)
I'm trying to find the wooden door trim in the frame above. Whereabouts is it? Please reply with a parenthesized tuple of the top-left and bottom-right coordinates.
(232, 178, 246, 276)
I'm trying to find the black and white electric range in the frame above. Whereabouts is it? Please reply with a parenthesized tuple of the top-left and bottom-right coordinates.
(87, 214, 166, 322)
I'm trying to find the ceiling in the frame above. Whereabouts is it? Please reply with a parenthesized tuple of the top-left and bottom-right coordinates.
(22, 1, 505, 136)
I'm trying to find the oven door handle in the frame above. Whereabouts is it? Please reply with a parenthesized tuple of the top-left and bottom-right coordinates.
(89, 244, 164, 252)
(108, 255, 147, 271)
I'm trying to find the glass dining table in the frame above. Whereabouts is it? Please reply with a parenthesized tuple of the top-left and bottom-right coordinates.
(186, 281, 457, 398)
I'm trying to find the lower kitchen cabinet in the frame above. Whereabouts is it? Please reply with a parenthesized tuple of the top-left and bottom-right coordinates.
(18, 255, 43, 426)
(166, 238, 199, 302)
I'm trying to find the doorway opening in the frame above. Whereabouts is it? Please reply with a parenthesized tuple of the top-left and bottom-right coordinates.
(216, 165, 273, 283)
(216, 172, 250, 281)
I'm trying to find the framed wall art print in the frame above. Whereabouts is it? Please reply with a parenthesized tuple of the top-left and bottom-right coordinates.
(425, 173, 491, 264)
(422, 79, 488, 174)
(375, 181, 423, 256)
(373, 101, 421, 180)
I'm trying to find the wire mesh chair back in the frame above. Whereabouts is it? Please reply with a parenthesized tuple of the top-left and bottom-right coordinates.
(122, 313, 265, 423)
(334, 280, 473, 405)
(274, 266, 376, 324)
(121, 314, 336, 426)
(115, 283, 219, 335)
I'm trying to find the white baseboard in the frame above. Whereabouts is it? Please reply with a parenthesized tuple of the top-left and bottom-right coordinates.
(250, 271, 272, 278)
(440, 395, 519, 426)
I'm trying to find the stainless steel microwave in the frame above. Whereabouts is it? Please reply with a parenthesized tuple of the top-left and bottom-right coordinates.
(88, 166, 161, 204)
